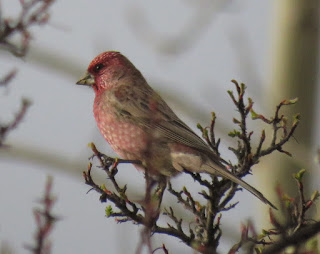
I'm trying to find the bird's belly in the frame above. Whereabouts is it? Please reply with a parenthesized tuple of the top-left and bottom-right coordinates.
(94, 111, 147, 158)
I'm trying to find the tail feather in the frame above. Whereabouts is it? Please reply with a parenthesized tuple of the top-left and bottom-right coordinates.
(203, 163, 277, 210)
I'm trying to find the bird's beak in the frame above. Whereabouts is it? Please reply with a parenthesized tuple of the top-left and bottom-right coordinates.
(76, 72, 95, 86)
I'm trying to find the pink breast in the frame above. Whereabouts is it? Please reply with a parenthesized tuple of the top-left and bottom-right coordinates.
(93, 106, 147, 159)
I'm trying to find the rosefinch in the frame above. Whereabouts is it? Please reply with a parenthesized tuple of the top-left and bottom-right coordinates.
(76, 51, 275, 209)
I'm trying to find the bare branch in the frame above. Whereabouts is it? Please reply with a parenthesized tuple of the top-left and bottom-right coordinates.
(0, 0, 55, 56)
(25, 176, 58, 254)
(0, 98, 31, 146)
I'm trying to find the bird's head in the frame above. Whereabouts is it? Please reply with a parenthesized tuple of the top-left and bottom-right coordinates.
(76, 51, 137, 93)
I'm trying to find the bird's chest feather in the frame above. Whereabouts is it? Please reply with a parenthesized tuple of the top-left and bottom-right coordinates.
(93, 91, 147, 157)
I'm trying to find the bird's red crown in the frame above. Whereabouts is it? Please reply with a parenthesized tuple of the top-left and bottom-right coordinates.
(87, 51, 131, 74)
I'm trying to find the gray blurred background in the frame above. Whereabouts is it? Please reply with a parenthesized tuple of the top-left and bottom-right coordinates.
(0, 0, 319, 253)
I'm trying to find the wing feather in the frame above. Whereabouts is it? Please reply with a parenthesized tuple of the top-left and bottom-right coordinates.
(113, 82, 212, 154)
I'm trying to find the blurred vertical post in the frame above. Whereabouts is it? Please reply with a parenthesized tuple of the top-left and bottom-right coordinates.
(259, 0, 320, 224)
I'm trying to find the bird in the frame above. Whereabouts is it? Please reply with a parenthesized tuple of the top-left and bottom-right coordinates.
(76, 51, 276, 209)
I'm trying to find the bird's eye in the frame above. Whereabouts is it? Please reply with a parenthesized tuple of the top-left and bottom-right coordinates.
(93, 63, 104, 73)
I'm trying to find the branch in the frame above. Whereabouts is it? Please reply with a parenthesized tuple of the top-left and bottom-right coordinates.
(262, 221, 320, 254)
(25, 176, 58, 254)
(0, 0, 55, 56)
(0, 69, 17, 87)
(0, 98, 31, 146)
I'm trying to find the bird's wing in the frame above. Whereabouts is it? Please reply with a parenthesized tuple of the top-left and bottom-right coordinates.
(112, 82, 213, 154)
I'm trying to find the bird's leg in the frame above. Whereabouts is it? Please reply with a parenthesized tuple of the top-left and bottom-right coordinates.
(89, 142, 142, 167)
(154, 177, 167, 209)
(99, 154, 142, 167)
(99, 154, 116, 167)
(143, 172, 166, 230)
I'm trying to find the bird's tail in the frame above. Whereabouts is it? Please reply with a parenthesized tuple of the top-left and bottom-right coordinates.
(202, 163, 277, 209)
